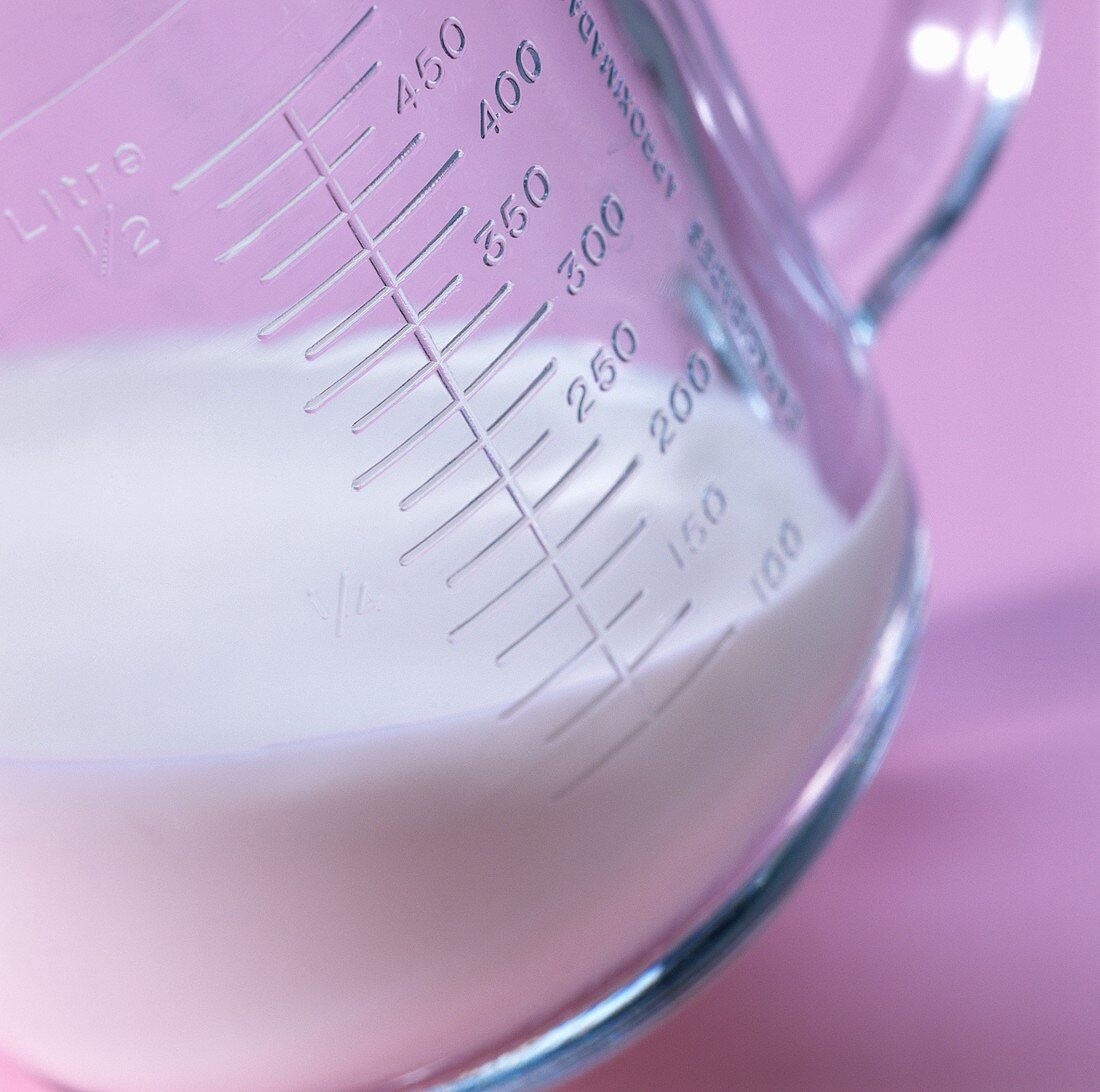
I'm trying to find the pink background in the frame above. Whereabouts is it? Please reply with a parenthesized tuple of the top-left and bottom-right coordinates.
(565, 1, 1100, 1089)
(1, 2, 1096, 1090)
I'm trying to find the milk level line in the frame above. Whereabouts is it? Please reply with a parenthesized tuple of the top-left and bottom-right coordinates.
(306, 276, 460, 416)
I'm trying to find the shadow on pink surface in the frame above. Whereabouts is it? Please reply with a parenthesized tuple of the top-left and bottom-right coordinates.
(565, 575, 1100, 1091)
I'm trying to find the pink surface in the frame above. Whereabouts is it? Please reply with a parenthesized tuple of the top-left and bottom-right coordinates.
(0, 2, 1096, 1090)
(564, 1, 1100, 1090)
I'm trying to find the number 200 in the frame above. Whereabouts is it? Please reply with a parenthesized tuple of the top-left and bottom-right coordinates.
(650, 352, 713, 454)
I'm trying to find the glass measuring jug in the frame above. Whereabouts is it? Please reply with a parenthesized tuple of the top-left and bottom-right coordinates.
(0, 2, 1038, 1090)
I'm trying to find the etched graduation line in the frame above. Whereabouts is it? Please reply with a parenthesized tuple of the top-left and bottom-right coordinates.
(172, 6, 378, 191)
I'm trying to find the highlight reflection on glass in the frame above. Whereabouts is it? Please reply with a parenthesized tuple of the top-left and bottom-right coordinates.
(908, 23, 963, 74)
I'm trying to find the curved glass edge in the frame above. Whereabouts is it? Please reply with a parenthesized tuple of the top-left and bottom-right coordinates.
(852, 0, 1042, 343)
(666, 0, 1041, 347)
(425, 495, 931, 1092)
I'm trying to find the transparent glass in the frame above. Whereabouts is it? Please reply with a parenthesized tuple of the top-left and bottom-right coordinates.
(0, 2, 1037, 1090)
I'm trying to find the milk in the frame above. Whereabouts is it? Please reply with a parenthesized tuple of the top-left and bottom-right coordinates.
(0, 331, 911, 1092)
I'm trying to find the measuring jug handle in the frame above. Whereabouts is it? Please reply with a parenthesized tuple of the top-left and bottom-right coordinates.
(799, 0, 1040, 344)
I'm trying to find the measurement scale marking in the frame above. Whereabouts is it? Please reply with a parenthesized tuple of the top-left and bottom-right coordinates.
(447, 443, 627, 586)
(172, 6, 378, 191)
(448, 556, 551, 637)
(441, 282, 514, 357)
(216, 65, 382, 216)
(217, 111, 380, 216)
(487, 360, 559, 439)
(350, 285, 643, 722)
(353, 397, 458, 489)
(495, 595, 574, 667)
(555, 457, 640, 551)
(217, 173, 328, 260)
(499, 637, 599, 722)
(260, 139, 457, 284)
(555, 623, 740, 799)
(218, 140, 310, 214)
(532, 437, 601, 511)
(604, 588, 646, 631)
(306, 207, 467, 360)
(553, 719, 650, 802)
(375, 149, 463, 244)
(308, 59, 382, 135)
(261, 207, 345, 283)
(400, 356, 557, 510)
(281, 105, 643, 726)
(546, 677, 623, 744)
(463, 302, 551, 398)
(391, 285, 519, 508)
(253, 138, 429, 340)
(485, 450, 652, 728)
(581, 517, 648, 590)
(353, 356, 450, 438)
(217, 123, 389, 260)
(353, 131, 426, 206)
(352, 310, 554, 486)
(187, 68, 684, 777)
(458, 515, 648, 634)
(447, 450, 643, 590)
(628, 599, 693, 675)
(399, 431, 550, 567)
(331, 124, 379, 171)
(446, 515, 531, 588)
(309, 276, 459, 417)
(259, 248, 372, 339)
(496, 582, 643, 669)
(652, 624, 738, 717)
(401, 437, 484, 510)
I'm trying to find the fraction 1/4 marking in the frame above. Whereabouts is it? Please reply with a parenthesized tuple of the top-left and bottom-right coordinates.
(308, 574, 382, 637)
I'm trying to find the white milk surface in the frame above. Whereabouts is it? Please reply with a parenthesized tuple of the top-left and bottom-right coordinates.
(0, 333, 910, 1092)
